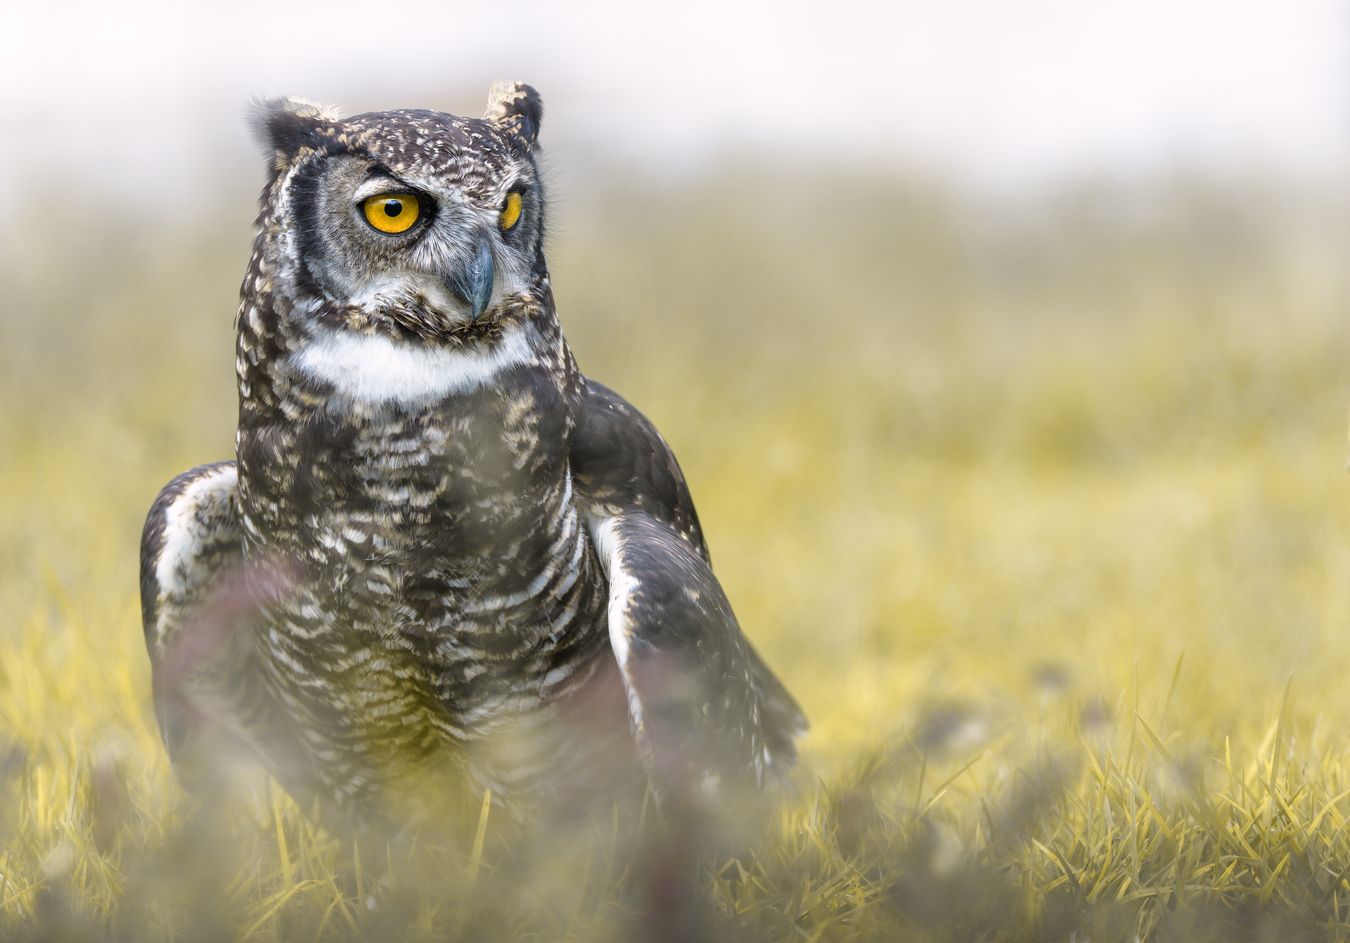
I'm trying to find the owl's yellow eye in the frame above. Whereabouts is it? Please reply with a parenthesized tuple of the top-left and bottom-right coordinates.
(499, 191, 523, 231)
(361, 194, 421, 235)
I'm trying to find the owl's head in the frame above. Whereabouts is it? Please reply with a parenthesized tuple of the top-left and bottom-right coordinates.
(251, 83, 547, 342)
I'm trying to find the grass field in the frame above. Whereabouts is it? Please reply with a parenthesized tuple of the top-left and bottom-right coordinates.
(2, 167, 1349, 940)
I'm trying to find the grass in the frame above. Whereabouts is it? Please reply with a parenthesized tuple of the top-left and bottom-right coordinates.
(1, 165, 1349, 940)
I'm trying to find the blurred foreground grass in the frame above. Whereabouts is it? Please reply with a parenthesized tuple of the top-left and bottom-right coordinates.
(1, 167, 1349, 940)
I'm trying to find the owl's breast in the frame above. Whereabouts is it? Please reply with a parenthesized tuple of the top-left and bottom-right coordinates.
(234, 328, 614, 799)
(240, 352, 573, 565)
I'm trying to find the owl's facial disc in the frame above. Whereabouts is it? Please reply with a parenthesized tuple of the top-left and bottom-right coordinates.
(290, 155, 539, 338)
(358, 187, 494, 319)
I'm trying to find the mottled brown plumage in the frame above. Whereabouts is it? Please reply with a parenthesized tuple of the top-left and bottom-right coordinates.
(139, 84, 804, 827)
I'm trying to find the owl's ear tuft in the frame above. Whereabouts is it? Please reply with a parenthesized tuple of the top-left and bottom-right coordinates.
(250, 97, 341, 158)
(484, 82, 543, 150)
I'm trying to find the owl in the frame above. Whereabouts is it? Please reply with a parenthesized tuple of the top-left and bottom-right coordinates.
(139, 83, 805, 826)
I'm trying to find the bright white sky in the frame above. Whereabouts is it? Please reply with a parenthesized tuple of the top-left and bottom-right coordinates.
(3, 0, 1347, 201)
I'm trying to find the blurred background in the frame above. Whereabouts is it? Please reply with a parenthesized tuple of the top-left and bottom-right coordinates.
(3, 0, 1350, 937)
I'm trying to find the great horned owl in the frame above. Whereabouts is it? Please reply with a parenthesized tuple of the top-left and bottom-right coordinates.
(139, 83, 804, 825)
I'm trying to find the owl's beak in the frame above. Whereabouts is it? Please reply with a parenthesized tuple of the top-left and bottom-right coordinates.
(447, 234, 495, 322)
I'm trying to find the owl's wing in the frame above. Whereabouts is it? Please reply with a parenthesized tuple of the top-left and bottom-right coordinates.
(571, 381, 806, 799)
(140, 462, 286, 787)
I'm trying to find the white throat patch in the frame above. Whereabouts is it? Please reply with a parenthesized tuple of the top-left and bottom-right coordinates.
(292, 326, 535, 405)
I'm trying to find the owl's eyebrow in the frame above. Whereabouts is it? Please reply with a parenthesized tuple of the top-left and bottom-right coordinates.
(352, 173, 419, 203)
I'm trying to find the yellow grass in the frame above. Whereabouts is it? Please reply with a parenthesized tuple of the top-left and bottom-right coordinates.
(1, 168, 1348, 940)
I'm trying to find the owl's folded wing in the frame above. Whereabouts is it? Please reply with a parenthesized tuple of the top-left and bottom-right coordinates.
(139, 462, 288, 788)
(571, 381, 806, 800)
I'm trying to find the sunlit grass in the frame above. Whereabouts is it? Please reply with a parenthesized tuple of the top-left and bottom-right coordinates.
(1, 168, 1348, 940)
